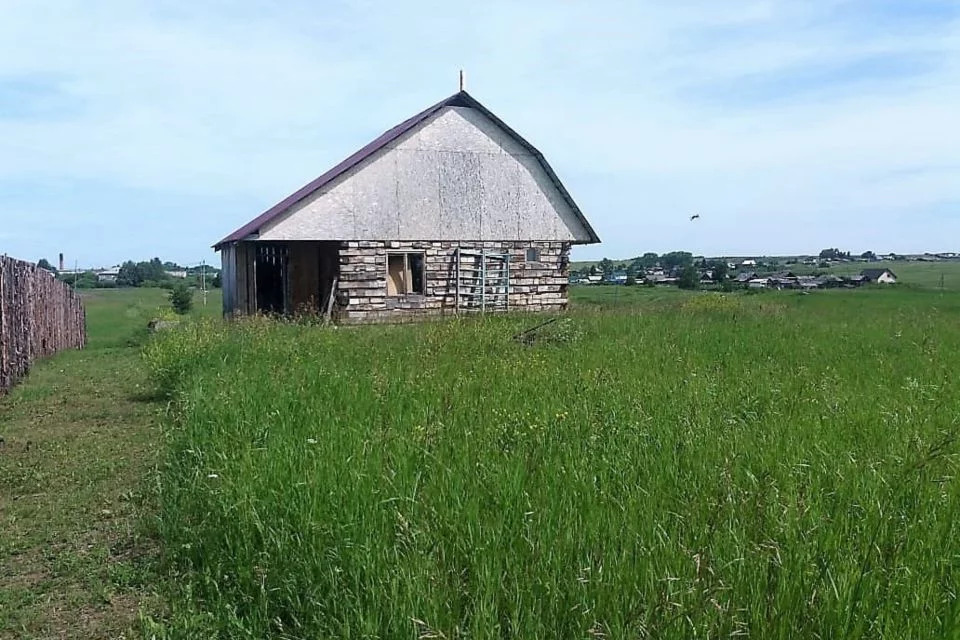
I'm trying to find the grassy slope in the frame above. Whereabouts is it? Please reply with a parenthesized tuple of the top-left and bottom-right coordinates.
(0, 288, 219, 639)
(148, 287, 960, 638)
(822, 260, 960, 290)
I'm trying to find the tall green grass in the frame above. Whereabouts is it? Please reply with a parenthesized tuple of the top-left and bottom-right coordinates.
(146, 291, 960, 638)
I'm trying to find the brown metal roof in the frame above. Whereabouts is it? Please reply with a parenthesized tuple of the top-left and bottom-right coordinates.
(214, 90, 599, 249)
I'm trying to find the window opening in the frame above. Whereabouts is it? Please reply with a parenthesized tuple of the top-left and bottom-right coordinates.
(387, 253, 424, 295)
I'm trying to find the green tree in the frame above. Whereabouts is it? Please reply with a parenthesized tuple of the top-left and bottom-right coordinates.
(633, 252, 659, 269)
(598, 258, 615, 275)
(143, 257, 166, 282)
(169, 283, 193, 315)
(678, 264, 700, 290)
(710, 261, 729, 282)
(819, 248, 850, 261)
(661, 251, 694, 269)
(36, 258, 57, 273)
(117, 261, 143, 287)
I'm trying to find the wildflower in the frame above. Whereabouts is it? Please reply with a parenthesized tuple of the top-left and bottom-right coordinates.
(307, 438, 318, 445)
(207, 473, 219, 479)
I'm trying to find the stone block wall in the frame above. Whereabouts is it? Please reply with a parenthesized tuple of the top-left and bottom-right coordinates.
(336, 240, 570, 323)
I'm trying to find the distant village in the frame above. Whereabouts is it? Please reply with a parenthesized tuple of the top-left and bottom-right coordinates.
(570, 250, 960, 290)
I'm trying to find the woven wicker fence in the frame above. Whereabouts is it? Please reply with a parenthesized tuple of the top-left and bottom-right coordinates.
(0, 256, 86, 393)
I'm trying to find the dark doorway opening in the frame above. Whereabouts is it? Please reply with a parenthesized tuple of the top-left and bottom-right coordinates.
(255, 243, 288, 314)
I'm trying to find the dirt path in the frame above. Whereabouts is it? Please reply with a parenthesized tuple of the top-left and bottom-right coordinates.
(0, 306, 164, 637)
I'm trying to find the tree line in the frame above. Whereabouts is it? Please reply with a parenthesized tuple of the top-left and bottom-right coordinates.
(36, 257, 221, 290)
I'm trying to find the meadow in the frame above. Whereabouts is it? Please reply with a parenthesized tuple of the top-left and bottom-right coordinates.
(0, 287, 219, 638)
(144, 287, 960, 638)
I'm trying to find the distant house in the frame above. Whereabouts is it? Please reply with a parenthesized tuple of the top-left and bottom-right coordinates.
(747, 278, 770, 289)
(769, 277, 797, 290)
(97, 267, 121, 283)
(165, 269, 188, 279)
(740, 259, 757, 267)
(814, 274, 844, 288)
(736, 271, 759, 283)
(586, 274, 603, 284)
(861, 268, 897, 284)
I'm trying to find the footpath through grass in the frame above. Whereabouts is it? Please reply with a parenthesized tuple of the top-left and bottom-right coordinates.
(0, 288, 219, 639)
(147, 288, 960, 638)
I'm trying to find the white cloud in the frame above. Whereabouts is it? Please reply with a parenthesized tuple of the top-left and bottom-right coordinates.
(0, 0, 957, 263)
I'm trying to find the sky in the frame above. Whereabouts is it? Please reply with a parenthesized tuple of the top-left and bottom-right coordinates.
(1, 0, 958, 267)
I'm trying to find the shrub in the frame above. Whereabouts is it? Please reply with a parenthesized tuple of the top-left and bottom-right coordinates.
(169, 283, 193, 315)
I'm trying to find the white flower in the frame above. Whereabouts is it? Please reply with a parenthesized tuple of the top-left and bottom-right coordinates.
(207, 473, 219, 479)
(307, 438, 318, 445)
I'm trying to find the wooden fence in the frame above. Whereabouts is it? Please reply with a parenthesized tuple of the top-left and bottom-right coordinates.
(0, 256, 86, 393)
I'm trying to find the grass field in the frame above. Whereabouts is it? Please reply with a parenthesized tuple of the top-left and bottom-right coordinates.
(143, 287, 960, 638)
(0, 287, 219, 638)
(819, 260, 960, 290)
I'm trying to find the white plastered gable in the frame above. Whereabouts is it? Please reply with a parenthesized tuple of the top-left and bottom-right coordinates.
(257, 106, 593, 242)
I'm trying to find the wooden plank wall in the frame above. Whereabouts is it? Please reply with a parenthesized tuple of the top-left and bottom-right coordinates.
(0, 256, 86, 394)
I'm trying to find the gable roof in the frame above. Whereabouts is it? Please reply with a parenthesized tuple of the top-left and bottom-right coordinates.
(215, 90, 599, 249)
(861, 268, 896, 279)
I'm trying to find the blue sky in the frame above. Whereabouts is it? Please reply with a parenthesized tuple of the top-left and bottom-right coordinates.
(1, 0, 958, 267)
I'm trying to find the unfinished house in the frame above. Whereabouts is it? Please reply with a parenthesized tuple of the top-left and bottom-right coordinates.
(214, 90, 600, 323)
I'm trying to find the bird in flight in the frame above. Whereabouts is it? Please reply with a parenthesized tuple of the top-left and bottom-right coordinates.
(690, 214, 700, 221)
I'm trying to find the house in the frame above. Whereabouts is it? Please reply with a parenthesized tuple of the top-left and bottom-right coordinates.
(165, 269, 188, 279)
(769, 277, 797, 290)
(214, 90, 600, 322)
(747, 278, 770, 289)
(740, 259, 757, 267)
(861, 268, 897, 284)
(814, 274, 845, 288)
(97, 266, 121, 283)
(586, 274, 603, 284)
(735, 271, 759, 283)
